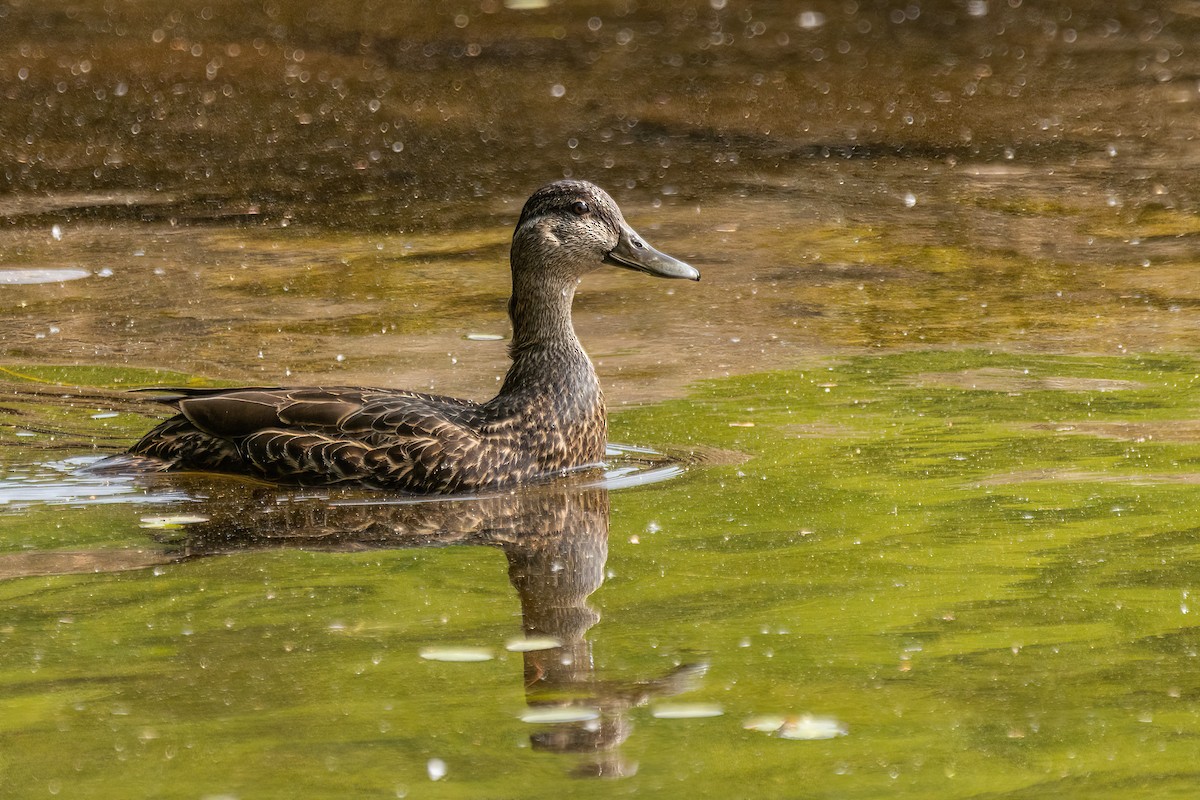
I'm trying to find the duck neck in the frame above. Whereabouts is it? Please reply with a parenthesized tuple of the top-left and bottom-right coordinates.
(508, 273, 580, 353)
(499, 274, 597, 400)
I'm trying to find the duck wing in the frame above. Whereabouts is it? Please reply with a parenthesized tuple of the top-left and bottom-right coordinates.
(134, 387, 492, 491)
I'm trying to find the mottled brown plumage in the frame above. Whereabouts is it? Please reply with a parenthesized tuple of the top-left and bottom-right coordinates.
(125, 180, 699, 493)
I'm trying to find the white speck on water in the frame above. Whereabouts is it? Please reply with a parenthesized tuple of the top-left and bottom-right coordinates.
(96, 268, 114, 278)
(904, 192, 917, 207)
(797, 10, 825, 28)
(652, 703, 724, 719)
(466, 333, 504, 341)
(0, 268, 90, 285)
(550, 83, 566, 98)
(519, 706, 600, 724)
(966, 0, 988, 16)
(744, 714, 848, 740)
(426, 758, 447, 781)
(138, 515, 210, 529)
(419, 646, 494, 662)
(505, 636, 561, 652)
(51, 224, 63, 241)
(335, 354, 345, 362)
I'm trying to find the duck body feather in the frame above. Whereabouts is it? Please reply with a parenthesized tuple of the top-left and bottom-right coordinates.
(131, 353, 605, 493)
(123, 180, 696, 494)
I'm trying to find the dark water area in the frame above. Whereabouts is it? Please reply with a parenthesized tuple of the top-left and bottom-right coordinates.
(4, 1, 1198, 221)
(3, 1, 1200, 797)
(3, 0, 1200, 398)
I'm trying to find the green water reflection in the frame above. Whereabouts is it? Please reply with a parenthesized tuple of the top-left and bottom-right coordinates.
(5, 351, 1200, 796)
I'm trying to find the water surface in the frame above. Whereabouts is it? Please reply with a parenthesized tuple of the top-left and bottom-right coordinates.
(3, 1, 1200, 797)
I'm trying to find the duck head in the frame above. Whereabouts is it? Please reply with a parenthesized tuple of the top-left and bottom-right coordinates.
(511, 180, 700, 283)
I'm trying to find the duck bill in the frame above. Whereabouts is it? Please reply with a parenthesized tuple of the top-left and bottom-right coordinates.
(604, 223, 700, 281)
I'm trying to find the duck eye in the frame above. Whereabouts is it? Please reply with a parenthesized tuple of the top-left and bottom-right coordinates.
(570, 201, 590, 216)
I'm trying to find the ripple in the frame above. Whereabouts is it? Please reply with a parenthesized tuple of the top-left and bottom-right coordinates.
(0, 456, 189, 509)
(0, 443, 685, 511)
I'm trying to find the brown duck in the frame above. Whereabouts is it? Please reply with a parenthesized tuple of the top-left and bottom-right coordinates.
(126, 180, 699, 493)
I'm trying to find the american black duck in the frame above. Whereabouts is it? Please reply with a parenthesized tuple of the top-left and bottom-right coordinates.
(124, 180, 699, 493)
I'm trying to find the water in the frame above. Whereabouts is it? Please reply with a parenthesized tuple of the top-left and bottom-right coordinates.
(3, 1, 1200, 797)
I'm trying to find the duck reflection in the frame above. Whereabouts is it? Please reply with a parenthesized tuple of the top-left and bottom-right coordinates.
(1, 472, 706, 778)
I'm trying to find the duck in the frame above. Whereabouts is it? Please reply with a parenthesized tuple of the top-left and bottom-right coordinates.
(124, 180, 699, 493)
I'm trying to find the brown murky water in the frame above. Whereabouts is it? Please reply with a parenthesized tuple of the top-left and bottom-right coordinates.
(3, 1, 1199, 403)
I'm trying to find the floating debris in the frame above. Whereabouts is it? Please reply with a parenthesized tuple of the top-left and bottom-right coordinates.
(519, 706, 600, 724)
(466, 333, 505, 341)
(138, 515, 210, 529)
(0, 269, 91, 285)
(744, 714, 848, 740)
(651, 703, 724, 720)
(504, 636, 562, 652)
(418, 646, 494, 662)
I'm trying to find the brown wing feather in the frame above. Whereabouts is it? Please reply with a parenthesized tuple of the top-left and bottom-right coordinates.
(129, 386, 493, 491)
